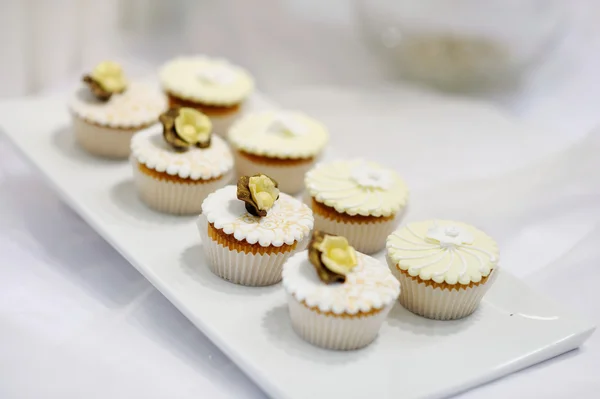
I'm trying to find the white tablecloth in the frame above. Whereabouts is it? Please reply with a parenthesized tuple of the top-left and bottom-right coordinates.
(2, 3, 600, 398)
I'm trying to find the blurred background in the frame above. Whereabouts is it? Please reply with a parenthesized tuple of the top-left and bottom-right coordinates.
(1, 2, 600, 398)
(0, 0, 599, 129)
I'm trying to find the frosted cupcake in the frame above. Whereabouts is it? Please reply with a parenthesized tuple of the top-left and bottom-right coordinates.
(130, 107, 234, 215)
(160, 56, 254, 136)
(305, 159, 409, 254)
(386, 220, 500, 320)
(228, 111, 329, 194)
(198, 175, 314, 286)
(69, 61, 166, 158)
(282, 231, 400, 350)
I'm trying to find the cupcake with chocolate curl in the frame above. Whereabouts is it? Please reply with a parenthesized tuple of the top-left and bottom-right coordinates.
(130, 107, 234, 215)
(69, 61, 166, 158)
(282, 230, 400, 350)
(197, 175, 313, 286)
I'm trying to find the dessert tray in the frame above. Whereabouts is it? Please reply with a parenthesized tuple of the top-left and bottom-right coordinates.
(0, 92, 594, 399)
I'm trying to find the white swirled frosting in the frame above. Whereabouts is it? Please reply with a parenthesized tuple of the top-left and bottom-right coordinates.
(228, 111, 329, 159)
(305, 159, 408, 217)
(282, 250, 400, 315)
(160, 56, 254, 105)
(131, 124, 233, 180)
(387, 220, 499, 285)
(201, 185, 313, 247)
(69, 82, 167, 128)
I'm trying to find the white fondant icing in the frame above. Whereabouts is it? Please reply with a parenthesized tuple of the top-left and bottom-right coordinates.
(350, 165, 393, 190)
(130, 124, 233, 180)
(387, 220, 499, 285)
(305, 159, 408, 217)
(160, 56, 254, 105)
(426, 222, 474, 248)
(69, 82, 166, 128)
(282, 250, 400, 315)
(197, 65, 237, 85)
(267, 113, 309, 137)
(228, 111, 328, 159)
(201, 185, 313, 247)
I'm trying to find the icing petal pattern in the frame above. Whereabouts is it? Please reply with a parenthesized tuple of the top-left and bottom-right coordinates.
(305, 159, 408, 217)
(386, 220, 499, 285)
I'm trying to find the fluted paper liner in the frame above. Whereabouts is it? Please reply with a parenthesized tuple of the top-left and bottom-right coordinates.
(198, 214, 308, 286)
(287, 294, 393, 350)
(73, 116, 140, 159)
(388, 256, 499, 320)
(131, 158, 232, 215)
(211, 111, 243, 137)
(234, 151, 314, 194)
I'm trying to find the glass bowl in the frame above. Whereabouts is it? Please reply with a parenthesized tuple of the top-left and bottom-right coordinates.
(356, 0, 568, 91)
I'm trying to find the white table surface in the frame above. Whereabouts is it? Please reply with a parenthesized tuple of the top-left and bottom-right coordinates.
(2, 5, 600, 398)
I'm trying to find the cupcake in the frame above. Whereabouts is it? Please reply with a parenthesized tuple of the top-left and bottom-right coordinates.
(386, 220, 500, 320)
(198, 175, 313, 286)
(130, 107, 234, 215)
(282, 231, 400, 350)
(305, 159, 409, 254)
(228, 111, 329, 194)
(159, 56, 254, 136)
(69, 61, 166, 158)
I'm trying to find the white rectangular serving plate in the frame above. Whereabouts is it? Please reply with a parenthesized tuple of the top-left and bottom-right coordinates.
(1, 93, 595, 399)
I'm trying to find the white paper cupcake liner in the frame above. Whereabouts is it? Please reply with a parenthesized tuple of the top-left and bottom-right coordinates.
(233, 150, 315, 194)
(312, 210, 401, 254)
(388, 257, 498, 320)
(287, 293, 393, 350)
(197, 215, 308, 286)
(131, 159, 232, 215)
(210, 109, 243, 137)
(72, 115, 140, 159)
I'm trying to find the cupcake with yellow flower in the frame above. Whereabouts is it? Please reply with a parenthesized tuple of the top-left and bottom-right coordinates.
(282, 231, 400, 350)
(160, 56, 254, 136)
(130, 107, 234, 215)
(69, 61, 166, 158)
(198, 174, 314, 286)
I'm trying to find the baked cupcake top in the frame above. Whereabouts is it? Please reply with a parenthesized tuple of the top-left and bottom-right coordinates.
(282, 248, 400, 315)
(70, 81, 167, 128)
(387, 220, 499, 285)
(305, 159, 408, 217)
(131, 123, 233, 180)
(201, 185, 313, 247)
(160, 56, 254, 106)
(228, 111, 329, 159)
